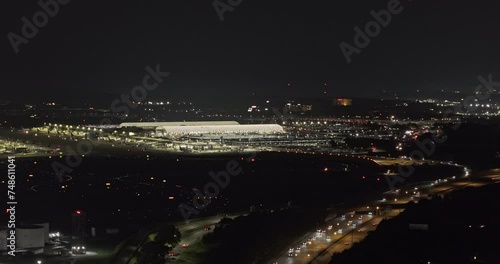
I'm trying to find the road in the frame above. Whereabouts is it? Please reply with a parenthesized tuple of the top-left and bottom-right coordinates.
(166, 213, 243, 263)
(311, 212, 398, 263)
(274, 213, 380, 264)
(113, 213, 239, 264)
(110, 226, 152, 264)
(111, 213, 243, 264)
(272, 168, 498, 264)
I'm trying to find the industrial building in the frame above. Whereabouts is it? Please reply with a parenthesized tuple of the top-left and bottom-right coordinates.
(0, 224, 48, 251)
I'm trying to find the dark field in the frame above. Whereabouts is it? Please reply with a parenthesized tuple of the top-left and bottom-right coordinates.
(1, 152, 463, 236)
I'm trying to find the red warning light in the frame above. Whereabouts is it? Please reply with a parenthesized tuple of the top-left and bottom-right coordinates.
(76, 210, 81, 215)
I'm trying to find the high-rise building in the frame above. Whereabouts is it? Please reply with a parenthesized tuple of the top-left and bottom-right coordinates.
(71, 210, 87, 239)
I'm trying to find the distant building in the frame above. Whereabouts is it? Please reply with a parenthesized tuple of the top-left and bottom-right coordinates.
(71, 210, 87, 240)
(284, 102, 312, 113)
(334, 98, 352, 106)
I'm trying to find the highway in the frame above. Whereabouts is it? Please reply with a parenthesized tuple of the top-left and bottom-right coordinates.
(272, 168, 498, 264)
(273, 213, 382, 264)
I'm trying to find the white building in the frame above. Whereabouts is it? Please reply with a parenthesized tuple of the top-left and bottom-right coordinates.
(155, 124, 284, 136)
(118, 121, 240, 129)
(116, 121, 284, 137)
(16, 225, 45, 249)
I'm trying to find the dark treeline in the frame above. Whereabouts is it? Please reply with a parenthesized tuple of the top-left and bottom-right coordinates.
(416, 123, 500, 169)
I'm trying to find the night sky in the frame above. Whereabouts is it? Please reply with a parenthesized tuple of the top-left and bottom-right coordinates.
(1, 0, 499, 103)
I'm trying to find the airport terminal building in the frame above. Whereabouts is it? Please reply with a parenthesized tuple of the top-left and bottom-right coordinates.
(118, 121, 285, 138)
(118, 121, 240, 129)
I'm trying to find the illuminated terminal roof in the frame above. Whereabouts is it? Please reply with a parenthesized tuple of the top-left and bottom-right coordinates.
(156, 124, 284, 135)
(119, 121, 239, 128)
